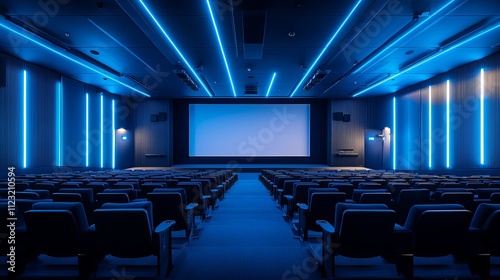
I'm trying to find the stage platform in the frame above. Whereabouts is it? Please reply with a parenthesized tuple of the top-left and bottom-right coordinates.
(127, 164, 370, 172)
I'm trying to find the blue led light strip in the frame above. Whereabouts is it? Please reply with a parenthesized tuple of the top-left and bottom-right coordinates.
(112, 100, 116, 169)
(0, 23, 150, 97)
(100, 94, 104, 168)
(206, 0, 237, 97)
(446, 80, 450, 168)
(428, 85, 432, 169)
(86, 93, 89, 167)
(138, 0, 212, 97)
(56, 81, 62, 167)
(290, 0, 363, 97)
(353, 0, 456, 74)
(480, 69, 484, 165)
(393, 96, 396, 170)
(23, 70, 27, 168)
(353, 23, 500, 97)
(266, 73, 277, 97)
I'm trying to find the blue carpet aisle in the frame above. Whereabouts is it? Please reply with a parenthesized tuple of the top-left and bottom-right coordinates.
(168, 173, 323, 280)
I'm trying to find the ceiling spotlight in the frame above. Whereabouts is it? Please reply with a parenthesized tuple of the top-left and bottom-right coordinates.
(64, 32, 70, 37)
(90, 50, 100, 55)
(247, 67, 251, 72)
(174, 69, 199, 91)
(288, 31, 296, 37)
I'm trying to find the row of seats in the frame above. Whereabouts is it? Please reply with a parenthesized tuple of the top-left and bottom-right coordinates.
(260, 169, 500, 279)
(0, 169, 238, 278)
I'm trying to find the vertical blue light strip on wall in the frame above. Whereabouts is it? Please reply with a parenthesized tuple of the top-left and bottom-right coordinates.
(23, 70, 27, 168)
(428, 85, 432, 168)
(480, 68, 484, 165)
(86, 93, 89, 167)
(393, 96, 396, 170)
(112, 100, 115, 169)
(266, 73, 277, 97)
(100, 94, 104, 168)
(446, 80, 450, 168)
(56, 81, 62, 167)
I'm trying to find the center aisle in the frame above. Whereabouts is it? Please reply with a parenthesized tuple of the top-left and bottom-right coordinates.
(168, 173, 323, 280)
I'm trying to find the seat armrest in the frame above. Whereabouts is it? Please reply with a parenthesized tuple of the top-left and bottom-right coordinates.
(210, 189, 219, 193)
(297, 203, 309, 210)
(155, 220, 175, 234)
(277, 189, 283, 194)
(284, 195, 293, 201)
(185, 203, 198, 210)
(316, 220, 334, 234)
(202, 195, 211, 200)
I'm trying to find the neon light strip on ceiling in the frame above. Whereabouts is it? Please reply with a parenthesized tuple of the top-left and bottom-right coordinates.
(0, 23, 150, 97)
(353, 23, 500, 97)
(138, 0, 212, 97)
(290, 0, 363, 97)
(352, 0, 456, 74)
(206, 0, 237, 97)
(266, 73, 277, 97)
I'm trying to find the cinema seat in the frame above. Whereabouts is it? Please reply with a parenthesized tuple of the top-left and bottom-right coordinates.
(396, 204, 472, 279)
(315, 203, 396, 277)
(94, 201, 175, 277)
(23, 202, 97, 278)
(297, 191, 345, 241)
(147, 192, 197, 237)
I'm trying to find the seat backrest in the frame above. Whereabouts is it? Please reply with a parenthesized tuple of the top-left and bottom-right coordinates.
(309, 192, 346, 225)
(58, 188, 94, 204)
(24, 188, 51, 199)
(439, 192, 474, 210)
(293, 182, 320, 205)
(52, 192, 83, 203)
(177, 182, 203, 204)
(413, 209, 472, 257)
(101, 201, 154, 232)
(95, 193, 130, 207)
(359, 192, 392, 205)
(357, 182, 382, 189)
(470, 203, 500, 229)
(475, 188, 500, 199)
(94, 208, 153, 258)
(397, 189, 430, 205)
(283, 180, 300, 195)
(328, 182, 354, 198)
(491, 192, 500, 203)
(16, 191, 41, 199)
(147, 192, 187, 230)
(307, 188, 339, 205)
(103, 188, 137, 200)
(482, 210, 500, 255)
(32, 202, 89, 230)
(352, 189, 387, 203)
(404, 204, 464, 230)
(24, 209, 80, 257)
(153, 188, 187, 205)
(337, 209, 396, 258)
(334, 203, 388, 237)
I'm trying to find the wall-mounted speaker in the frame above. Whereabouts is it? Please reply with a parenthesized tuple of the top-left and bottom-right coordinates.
(333, 112, 343, 121)
(0, 54, 5, 88)
(342, 114, 351, 122)
(150, 114, 158, 122)
(158, 112, 167, 121)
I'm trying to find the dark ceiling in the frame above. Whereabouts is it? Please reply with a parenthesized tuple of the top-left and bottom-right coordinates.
(0, 0, 499, 98)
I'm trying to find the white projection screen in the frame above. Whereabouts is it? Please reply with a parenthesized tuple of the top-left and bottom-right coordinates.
(189, 104, 310, 157)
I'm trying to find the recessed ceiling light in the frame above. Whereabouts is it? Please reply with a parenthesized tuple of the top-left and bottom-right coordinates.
(248, 76, 255, 79)
(288, 31, 296, 37)
(90, 50, 100, 55)
(64, 32, 70, 37)
(405, 50, 415, 55)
